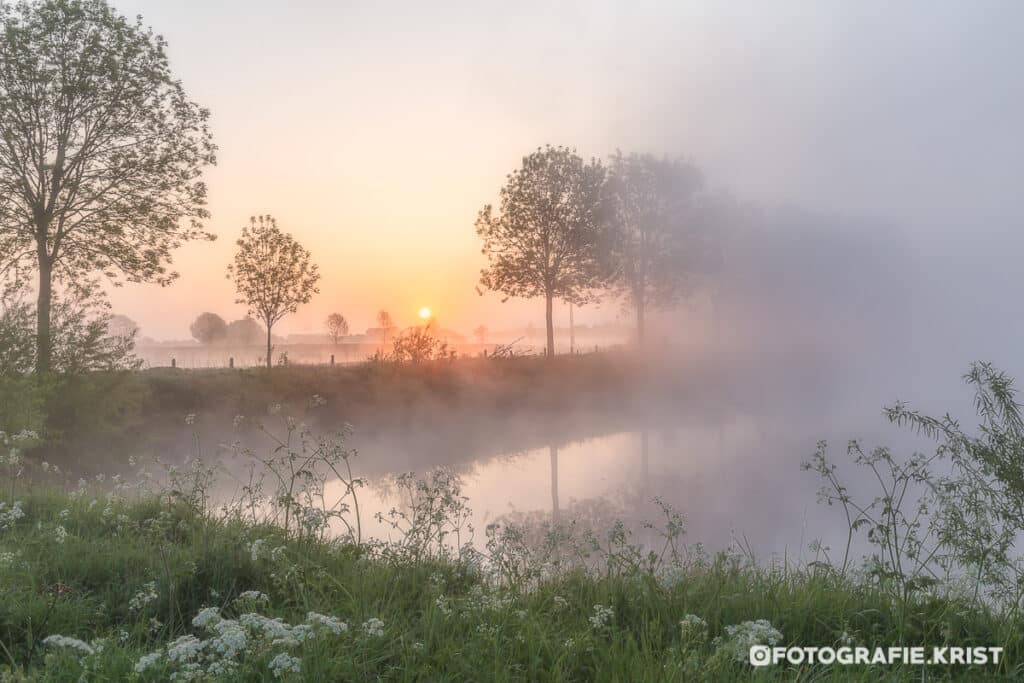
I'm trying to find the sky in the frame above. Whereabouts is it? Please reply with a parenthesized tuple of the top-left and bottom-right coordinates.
(101, 0, 1024, 340)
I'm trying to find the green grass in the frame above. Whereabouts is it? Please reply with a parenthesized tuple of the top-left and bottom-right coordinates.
(1, 489, 1020, 681)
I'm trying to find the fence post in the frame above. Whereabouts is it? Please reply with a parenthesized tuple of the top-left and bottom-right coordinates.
(330, 354, 335, 366)
(171, 357, 176, 369)
(229, 357, 234, 369)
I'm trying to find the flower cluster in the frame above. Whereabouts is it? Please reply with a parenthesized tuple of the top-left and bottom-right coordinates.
(137, 605, 349, 680)
(0, 501, 24, 531)
(129, 581, 159, 613)
(589, 604, 614, 630)
(714, 619, 784, 663)
(362, 617, 385, 637)
(42, 635, 95, 656)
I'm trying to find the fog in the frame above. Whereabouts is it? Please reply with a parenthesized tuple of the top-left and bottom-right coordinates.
(63, 1, 1024, 557)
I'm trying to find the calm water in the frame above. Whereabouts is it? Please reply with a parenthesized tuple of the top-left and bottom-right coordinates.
(325, 424, 857, 562)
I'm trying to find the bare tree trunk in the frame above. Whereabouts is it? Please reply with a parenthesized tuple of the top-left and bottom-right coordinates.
(545, 292, 554, 358)
(636, 294, 645, 349)
(550, 444, 560, 523)
(266, 324, 272, 369)
(569, 302, 574, 354)
(35, 255, 53, 374)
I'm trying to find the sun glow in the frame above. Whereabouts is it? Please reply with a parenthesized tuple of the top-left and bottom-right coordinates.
(418, 306, 432, 320)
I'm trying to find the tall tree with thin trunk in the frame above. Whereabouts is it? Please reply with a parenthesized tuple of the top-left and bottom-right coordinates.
(0, 0, 216, 373)
(376, 310, 393, 347)
(325, 312, 348, 346)
(476, 145, 606, 357)
(227, 215, 319, 369)
(602, 152, 718, 346)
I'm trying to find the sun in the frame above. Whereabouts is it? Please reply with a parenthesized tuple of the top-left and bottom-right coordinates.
(418, 306, 432, 320)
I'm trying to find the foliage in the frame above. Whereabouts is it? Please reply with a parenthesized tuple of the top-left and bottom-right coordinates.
(190, 313, 228, 345)
(0, 277, 140, 375)
(324, 313, 349, 346)
(227, 216, 320, 368)
(805, 361, 1024, 616)
(0, 0, 216, 372)
(387, 325, 456, 364)
(476, 145, 607, 357)
(225, 318, 264, 347)
(601, 152, 722, 343)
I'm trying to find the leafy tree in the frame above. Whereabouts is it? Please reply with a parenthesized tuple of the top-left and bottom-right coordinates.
(0, 0, 216, 373)
(0, 275, 138, 374)
(376, 310, 394, 346)
(190, 312, 227, 345)
(602, 152, 721, 345)
(325, 313, 349, 346)
(476, 145, 606, 357)
(225, 317, 264, 346)
(227, 215, 320, 368)
(106, 314, 138, 340)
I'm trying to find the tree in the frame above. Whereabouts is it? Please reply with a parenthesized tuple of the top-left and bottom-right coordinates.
(473, 325, 488, 345)
(227, 215, 319, 368)
(602, 152, 720, 345)
(325, 312, 349, 345)
(225, 317, 264, 346)
(376, 310, 394, 346)
(0, 0, 216, 373)
(476, 145, 606, 357)
(190, 312, 227, 345)
(106, 314, 138, 340)
(0, 275, 138, 374)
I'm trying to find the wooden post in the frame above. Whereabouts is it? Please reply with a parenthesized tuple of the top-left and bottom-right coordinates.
(171, 357, 176, 369)
(229, 357, 234, 369)
(330, 354, 335, 366)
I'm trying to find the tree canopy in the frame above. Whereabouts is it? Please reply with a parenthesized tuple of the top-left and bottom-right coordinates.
(227, 215, 319, 368)
(0, 0, 216, 372)
(476, 145, 606, 357)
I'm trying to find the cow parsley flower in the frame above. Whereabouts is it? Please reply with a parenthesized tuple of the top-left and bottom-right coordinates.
(306, 612, 348, 635)
(715, 619, 784, 663)
(362, 617, 385, 637)
(589, 604, 614, 630)
(135, 652, 163, 673)
(192, 607, 221, 629)
(54, 525, 68, 544)
(130, 581, 159, 613)
(42, 635, 94, 656)
(269, 652, 301, 678)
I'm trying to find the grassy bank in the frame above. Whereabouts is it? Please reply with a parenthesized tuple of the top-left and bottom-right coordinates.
(0, 485, 1019, 681)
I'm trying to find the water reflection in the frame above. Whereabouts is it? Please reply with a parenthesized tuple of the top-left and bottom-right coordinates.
(319, 425, 855, 561)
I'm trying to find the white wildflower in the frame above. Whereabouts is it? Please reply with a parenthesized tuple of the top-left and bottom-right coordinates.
(166, 635, 203, 664)
(362, 617, 385, 637)
(54, 525, 67, 544)
(235, 590, 269, 604)
(306, 612, 348, 635)
(42, 635, 94, 656)
(134, 652, 162, 673)
(191, 607, 221, 629)
(269, 652, 301, 678)
(129, 581, 159, 613)
(589, 604, 614, 630)
(716, 619, 784, 663)
(184, 414, 196, 425)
